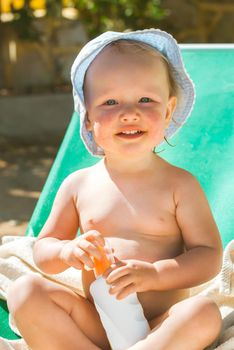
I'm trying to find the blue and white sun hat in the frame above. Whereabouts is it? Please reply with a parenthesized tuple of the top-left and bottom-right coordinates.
(71, 29, 195, 156)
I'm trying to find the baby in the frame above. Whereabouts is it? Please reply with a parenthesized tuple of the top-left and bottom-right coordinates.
(8, 29, 223, 350)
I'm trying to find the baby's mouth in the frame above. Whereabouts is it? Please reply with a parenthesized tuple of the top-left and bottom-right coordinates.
(116, 130, 145, 138)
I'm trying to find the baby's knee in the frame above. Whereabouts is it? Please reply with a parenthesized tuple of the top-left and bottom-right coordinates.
(194, 297, 221, 322)
(191, 296, 222, 341)
(7, 274, 45, 317)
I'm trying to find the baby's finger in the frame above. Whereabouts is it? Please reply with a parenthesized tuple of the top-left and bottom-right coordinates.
(102, 258, 123, 278)
(68, 258, 84, 270)
(106, 264, 128, 284)
(74, 247, 94, 268)
(78, 239, 103, 260)
(115, 283, 136, 300)
(61, 250, 84, 270)
(113, 256, 125, 267)
(109, 275, 133, 295)
(102, 256, 125, 278)
(83, 230, 105, 247)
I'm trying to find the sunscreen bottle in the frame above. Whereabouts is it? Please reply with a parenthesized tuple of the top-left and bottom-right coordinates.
(89, 241, 150, 350)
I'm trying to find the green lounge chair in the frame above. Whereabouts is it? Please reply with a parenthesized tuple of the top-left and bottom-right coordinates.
(1, 46, 234, 341)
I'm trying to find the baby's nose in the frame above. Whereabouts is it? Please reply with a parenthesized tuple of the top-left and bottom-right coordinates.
(119, 105, 140, 122)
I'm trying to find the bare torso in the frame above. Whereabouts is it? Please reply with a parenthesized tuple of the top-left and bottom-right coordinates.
(73, 158, 189, 321)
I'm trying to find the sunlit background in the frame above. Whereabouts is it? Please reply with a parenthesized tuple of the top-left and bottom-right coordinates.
(1, 0, 78, 21)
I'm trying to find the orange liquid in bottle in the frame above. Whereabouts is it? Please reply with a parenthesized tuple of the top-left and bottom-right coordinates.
(93, 245, 112, 276)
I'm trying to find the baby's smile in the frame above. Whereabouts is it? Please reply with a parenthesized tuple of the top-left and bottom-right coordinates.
(116, 129, 145, 139)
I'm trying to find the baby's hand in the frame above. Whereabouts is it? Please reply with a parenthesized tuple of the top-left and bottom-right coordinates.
(59, 230, 105, 270)
(105, 258, 157, 300)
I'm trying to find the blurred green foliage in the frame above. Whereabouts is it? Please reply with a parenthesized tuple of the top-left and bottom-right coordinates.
(10, 1, 40, 41)
(1, 0, 166, 40)
(74, 0, 166, 38)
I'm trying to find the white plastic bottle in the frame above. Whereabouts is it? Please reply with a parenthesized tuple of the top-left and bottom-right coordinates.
(89, 242, 150, 350)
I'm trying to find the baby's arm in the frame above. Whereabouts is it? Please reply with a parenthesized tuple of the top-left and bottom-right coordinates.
(33, 173, 104, 274)
(153, 171, 223, 290)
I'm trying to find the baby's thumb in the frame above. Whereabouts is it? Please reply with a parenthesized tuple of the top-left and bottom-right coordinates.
(112, 256, 125, 267)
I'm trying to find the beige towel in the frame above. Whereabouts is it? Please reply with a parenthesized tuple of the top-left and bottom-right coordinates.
(0, 236, 233, 350)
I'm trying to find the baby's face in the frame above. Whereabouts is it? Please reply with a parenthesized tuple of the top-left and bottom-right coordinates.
(84, 46, 177, 157)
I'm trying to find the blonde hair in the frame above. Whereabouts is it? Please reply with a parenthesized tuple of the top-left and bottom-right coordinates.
(106, 39, 179, 98)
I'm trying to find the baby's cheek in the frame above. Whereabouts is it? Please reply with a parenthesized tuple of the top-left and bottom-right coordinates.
(151, 123, 166, 145)
(91, 122, 111, 148)
(95, 112, 115, 128)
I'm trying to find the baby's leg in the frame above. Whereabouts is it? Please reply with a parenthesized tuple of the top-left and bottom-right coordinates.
(129, 295, 222, 350)
(7, 274, 110, 350)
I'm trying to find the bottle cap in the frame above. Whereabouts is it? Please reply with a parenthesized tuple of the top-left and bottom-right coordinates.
(93, 240, 114, 277)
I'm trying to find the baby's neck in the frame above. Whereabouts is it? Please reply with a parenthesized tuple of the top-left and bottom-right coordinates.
(103, 153, 160, 176)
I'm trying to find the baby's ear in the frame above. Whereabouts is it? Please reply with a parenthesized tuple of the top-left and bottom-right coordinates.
(85, 113, 92, 131)
(165, 96, 177, 127)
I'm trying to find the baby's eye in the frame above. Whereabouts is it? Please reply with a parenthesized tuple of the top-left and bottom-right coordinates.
(139, 97, 153, 103)
(104, 99, 118, 105)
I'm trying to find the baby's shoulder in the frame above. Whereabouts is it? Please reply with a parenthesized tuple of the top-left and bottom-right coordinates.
(61, 165, 95, 186)
(163, 160, 201, 190)
(169, 164, 196, 181)
(165, 163, 204, 200)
